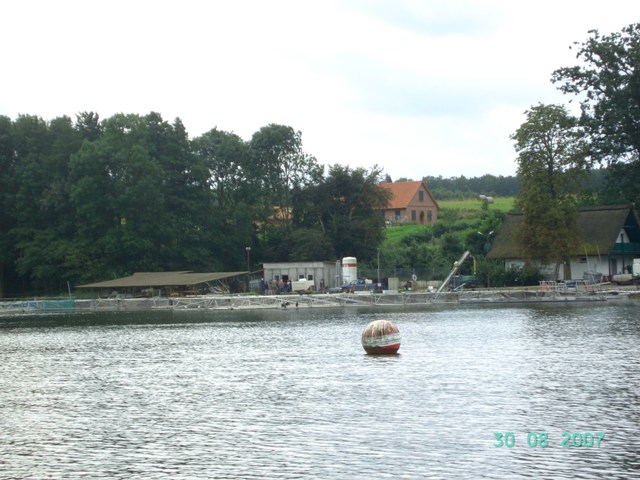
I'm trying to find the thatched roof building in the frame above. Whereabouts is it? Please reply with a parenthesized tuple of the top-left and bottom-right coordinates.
(487, 205, 640, 279)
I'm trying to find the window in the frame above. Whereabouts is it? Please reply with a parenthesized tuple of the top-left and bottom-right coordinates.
(427, 210, 433, 222)
(411, 210, 417, 221)
(395, 209, 401, 221)
(419, 190, 424, 202)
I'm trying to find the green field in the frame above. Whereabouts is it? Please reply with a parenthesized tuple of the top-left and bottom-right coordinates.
(438, 197, 516, 212)
(383, 223, 427, 243)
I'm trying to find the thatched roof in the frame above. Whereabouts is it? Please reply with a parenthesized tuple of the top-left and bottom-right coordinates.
(487, 205, 639, 259)
(77, 271, 247, 289)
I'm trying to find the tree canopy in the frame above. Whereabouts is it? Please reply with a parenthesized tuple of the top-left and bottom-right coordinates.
(249, 124, 323, 229)
(292, 164, 391, 261)
(552, 22, 640, 204)
(0, 113, 390, 296)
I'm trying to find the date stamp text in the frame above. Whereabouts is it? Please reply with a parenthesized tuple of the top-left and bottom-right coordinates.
(493, 431, 605, 448)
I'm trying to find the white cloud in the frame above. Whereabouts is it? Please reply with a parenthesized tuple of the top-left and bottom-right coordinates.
(2, 0, 638, 180)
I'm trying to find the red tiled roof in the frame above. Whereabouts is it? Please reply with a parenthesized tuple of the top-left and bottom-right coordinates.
(380, 181, 438, 209)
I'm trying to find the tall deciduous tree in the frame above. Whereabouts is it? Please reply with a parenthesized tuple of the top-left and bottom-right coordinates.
(249, 124, 323, 228)
(511, 104, 588, 279)
(75, 111, 102, 141)
(294, 165, 391, 261)
(552, 23, 640, 204)
(191, 128, 257, 269)
(10, 115, 83, 292)
(69, 113, 216, 281)
(192, 128, 249, 211)
(140, 113, 214, 271)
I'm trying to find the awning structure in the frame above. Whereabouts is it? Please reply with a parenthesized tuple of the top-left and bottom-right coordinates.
(77, 271, 247, 289)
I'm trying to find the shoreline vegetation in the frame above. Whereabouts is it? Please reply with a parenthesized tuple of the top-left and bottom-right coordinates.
(2, 194, 630, 301)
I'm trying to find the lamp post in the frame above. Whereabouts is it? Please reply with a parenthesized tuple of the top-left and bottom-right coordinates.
(477, 231, 495, 288)
(620, 233, 624, 273)
(246, 246, 251, 292)
(477, 231, 494, 253)
(377, 248, 381, 290)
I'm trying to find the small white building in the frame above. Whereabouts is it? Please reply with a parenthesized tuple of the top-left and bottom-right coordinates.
(262, 261, 339, 291)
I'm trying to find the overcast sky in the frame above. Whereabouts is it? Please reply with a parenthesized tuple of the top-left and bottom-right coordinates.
(2, 1, 638, 180)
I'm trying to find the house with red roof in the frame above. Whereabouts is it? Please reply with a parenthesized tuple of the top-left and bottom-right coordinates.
(380, 180, 439, 225)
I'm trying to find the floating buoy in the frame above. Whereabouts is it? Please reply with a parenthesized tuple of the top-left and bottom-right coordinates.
(361, 320, 400, 354)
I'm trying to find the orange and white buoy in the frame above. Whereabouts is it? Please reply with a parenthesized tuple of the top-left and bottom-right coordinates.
(361, 320, 401, 354)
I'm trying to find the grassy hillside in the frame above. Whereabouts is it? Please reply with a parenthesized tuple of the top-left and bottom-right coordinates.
(383, 223, 427, 243)
(383, 197, 515, 245)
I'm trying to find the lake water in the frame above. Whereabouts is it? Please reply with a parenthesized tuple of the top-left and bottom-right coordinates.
(1, 303, 639, 479)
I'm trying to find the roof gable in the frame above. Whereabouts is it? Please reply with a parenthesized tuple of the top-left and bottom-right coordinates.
(380, 181, 439, 209)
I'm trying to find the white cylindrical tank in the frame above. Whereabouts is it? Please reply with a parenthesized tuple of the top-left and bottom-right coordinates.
(341, 256, 357, 284)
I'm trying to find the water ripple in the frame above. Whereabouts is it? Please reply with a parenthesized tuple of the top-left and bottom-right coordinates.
(1, 304, 638, 478)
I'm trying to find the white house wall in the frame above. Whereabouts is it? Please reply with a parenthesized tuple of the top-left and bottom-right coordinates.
(504, 256, 612, 281)
(570, 256, 611, 280)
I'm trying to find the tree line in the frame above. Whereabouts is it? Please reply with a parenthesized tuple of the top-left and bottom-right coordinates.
(0, 113, 389, 297)
(419, 175, 520, 200)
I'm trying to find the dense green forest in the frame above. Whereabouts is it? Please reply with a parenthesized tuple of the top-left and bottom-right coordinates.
(0, 113, 398, 297)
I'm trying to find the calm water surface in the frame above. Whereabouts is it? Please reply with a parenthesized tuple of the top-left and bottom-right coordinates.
(1, 304, 639, 479)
